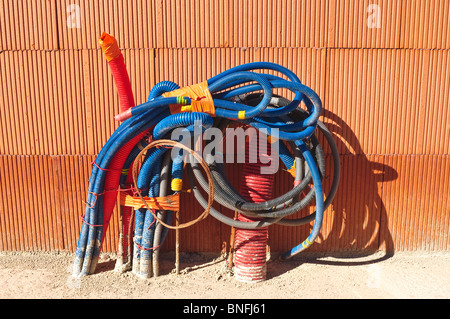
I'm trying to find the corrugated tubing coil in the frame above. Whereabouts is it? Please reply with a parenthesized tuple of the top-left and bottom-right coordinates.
(72, 46, 341, 280)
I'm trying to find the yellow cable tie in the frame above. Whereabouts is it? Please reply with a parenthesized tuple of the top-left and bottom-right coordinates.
(171, 178, 183, 192)
(181, 105, 192, 112)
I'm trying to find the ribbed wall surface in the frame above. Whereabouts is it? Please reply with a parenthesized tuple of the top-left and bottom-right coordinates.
(0, 0, 59, 50)
(325, 49, 450, 156)
(0, 0, 449, 253)
(327, 0, 402, 48)
(381, 155, 450, 252)
(400, 0, 450, 49)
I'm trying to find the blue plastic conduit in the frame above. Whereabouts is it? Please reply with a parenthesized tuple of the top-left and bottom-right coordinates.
(72, 62, 340, 279)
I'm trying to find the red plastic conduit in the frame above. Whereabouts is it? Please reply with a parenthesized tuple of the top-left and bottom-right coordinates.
(101, 130, 151, 245)
(108, 53, 135, 112)
(99, 32, 135, 112)
(233, 133, 274, 283)
(98, 32, 137, 263)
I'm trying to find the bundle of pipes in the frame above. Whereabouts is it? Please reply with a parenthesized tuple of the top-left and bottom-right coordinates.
(72, 33, 340, 281)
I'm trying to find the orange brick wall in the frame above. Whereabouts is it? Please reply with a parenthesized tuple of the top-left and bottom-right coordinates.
(0, 0, 448, 253)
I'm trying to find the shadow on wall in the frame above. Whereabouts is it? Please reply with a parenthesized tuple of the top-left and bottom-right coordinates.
(283, 109, 398, 266)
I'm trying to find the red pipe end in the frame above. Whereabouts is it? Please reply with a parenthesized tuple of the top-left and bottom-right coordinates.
(233, 137, 273, 283)
(115, 109, 132, 122)
(234, 224, 268, 283)
(99, 32, 121, 62)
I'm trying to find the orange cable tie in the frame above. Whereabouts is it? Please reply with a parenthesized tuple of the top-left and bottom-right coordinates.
(120, 192, 180, 211)
(98, 32, 122, 62)
(162, 81, 215, 116)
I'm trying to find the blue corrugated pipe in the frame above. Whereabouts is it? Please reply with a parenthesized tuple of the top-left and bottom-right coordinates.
(73, 62, 340, 278)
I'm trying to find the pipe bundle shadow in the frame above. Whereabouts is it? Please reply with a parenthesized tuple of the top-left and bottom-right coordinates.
(266, 109, 398, 277)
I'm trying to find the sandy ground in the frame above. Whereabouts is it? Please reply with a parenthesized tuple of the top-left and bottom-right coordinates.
(0, 250, 449, 300)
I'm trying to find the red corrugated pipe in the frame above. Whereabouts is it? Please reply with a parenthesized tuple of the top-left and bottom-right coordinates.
(99, 32, 135, 112)
(233, 133, 274, 282)
(99, 32, 136, 267)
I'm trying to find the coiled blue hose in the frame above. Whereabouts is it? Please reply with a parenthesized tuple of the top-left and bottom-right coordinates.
(74, 109, 169, 276)
(279, 139, 324, 260)
(139, 159, 161, 278)
(73, 62, 339, 277)
(132, 112, 214, 277)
